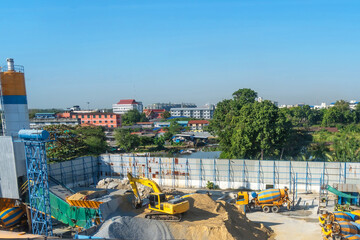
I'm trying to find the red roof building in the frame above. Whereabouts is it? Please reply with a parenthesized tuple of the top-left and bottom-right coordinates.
(117, 99, 139, 104)
(143, 109, 166, 120)
(112, 99, 143, 115)
(188, 120, 210, 131)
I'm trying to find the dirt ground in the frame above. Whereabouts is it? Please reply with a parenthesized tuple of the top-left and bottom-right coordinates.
(246, 193, 323, 240)
(96, 179, 326, 240)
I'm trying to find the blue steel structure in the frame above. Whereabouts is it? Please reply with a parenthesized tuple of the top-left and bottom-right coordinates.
(19, 129, 53, 236)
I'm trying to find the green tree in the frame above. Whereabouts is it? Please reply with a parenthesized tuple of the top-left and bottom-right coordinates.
(77, 126, 108, 155)
(354, 104, 360, 123)
(154, 136, 166, 149)
(232, 88, 258, 105)
(114, 128, 140, 152)
(140, 113, 149, 122)
(282, 129, 312, 160)
(163, 111, 171, 119)
(307, 142, 329, 161)
(44, 125, 108, 161)
(322, 100, 355, 126)
(122, 110, 148, 125)
(211, 88, 292, 159)
(139, 136, 154, 147)
(163, 131, 173, 141)
(288, 105, 319, 128)
(322, 107, 345, 126)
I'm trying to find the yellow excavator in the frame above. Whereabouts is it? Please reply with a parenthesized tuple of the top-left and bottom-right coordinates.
(127, 173, 189, 221)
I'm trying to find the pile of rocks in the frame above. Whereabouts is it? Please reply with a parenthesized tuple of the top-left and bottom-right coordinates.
(96, 178, 151, 198)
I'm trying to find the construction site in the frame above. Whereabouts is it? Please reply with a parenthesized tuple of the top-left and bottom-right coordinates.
(1, 59, 360, 240)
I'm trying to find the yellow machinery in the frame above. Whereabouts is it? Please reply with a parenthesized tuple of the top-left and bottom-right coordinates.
(127, 173, 189, 221)
(236, 188, 291, 213)
(66, 190, 106, 209)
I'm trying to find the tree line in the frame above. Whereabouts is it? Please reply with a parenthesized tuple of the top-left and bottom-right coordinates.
(210, 88, 360, 162)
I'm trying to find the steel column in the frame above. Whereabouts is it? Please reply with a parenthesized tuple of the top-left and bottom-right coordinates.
(23, 140, 53, 236)
(213, 158, 216, 184)
(344, 162, 347, 183)
(289, 161, 292, 193)
(186, 158, 189, 188)
(228, 159, 231, 189)
(242, 160, 246, 188)
(199, 159, 203, 188)
(172, 158, 175, 188)
(159, 157, 162, 186)
(258, 160, 261, 190)
(145, 156, 149, 178)
(273, 160, 276, 187)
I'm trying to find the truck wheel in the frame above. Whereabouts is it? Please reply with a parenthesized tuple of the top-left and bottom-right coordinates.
(263, 206, 270, 213)
(271, 206, 280, 213)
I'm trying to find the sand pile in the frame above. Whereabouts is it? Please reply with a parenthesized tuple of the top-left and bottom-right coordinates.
(168, 194, 272, 240)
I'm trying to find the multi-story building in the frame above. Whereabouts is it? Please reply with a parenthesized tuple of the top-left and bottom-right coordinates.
(57, 111, 121, 128)
(112, 99, 143, 115)
(170, 105, 215, 119)
(147, 103, 196, 111)
(71, 112, 121, 128)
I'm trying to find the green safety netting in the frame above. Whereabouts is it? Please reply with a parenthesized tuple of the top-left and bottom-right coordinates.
(49, 192, 100, 228)
(32, 187, 100, 229)
(327, 185, 359, 199)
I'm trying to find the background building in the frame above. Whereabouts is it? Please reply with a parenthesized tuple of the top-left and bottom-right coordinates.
(147, 103, 196, 111)
(71, 112, 121, 128)
(112, 99, 143, 115)
(143, 109, 165, 120)
(171, 105, 215, 119)
(30, 118, 80, 129)
(188, 120, 210, 131)
(57, 110, 121, 128)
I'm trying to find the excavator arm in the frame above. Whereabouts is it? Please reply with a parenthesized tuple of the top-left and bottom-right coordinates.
(127, 173, 162, 208)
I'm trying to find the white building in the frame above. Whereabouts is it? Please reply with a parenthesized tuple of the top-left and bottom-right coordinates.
(349, 100, 359, 110)
(170, 105, 215, 119)
(112, 99, 143, 115)
(313, 102, 327, 110)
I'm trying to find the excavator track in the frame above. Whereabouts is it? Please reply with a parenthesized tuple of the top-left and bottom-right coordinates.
(145, 213, 182, 222)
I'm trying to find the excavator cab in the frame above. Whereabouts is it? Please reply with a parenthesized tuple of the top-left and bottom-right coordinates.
(149, 193, 166, 209)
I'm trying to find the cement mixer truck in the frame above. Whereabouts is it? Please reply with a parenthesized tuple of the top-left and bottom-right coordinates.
(236, 188, 292, 213)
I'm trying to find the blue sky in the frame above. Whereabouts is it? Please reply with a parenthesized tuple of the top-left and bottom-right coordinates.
(1, 0, 359, 109)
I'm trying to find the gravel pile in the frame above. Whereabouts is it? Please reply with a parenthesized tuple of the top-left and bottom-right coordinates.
(93, 216, 173, 240)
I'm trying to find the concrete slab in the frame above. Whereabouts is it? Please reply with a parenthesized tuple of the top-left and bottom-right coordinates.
(246, 194, 322, 240)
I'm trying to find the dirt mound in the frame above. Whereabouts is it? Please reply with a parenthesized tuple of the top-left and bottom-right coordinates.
(168, 194, 272, 240)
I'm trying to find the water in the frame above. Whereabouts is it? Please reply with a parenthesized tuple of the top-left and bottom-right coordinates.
(174, 151, 221, 159)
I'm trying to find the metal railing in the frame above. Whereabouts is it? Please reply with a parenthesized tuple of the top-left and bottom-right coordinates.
(0, 65, 24, 73)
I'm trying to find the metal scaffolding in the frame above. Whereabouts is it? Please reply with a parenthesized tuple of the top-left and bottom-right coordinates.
(20, 130, 53, 236)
